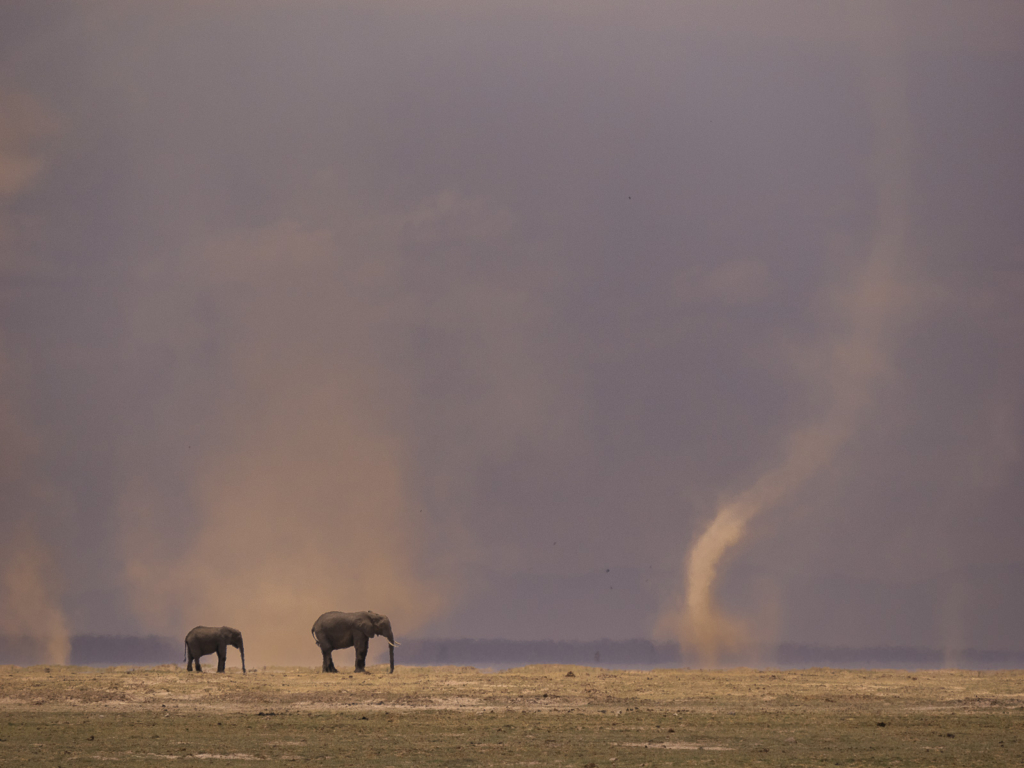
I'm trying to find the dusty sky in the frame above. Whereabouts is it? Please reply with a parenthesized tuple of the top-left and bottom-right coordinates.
(1, 1, 1022, 665)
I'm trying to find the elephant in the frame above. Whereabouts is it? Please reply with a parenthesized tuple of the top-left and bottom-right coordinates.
(184, 626, 245, 673)
(311, 610, 396, 673)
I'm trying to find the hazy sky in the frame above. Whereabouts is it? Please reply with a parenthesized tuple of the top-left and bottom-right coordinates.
(1, 1, 1022, 665)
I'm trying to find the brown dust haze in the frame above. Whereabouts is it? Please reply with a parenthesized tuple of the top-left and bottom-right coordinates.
(0, 2, 1022, 663)
(118, 218, 456, 664)
(664, 5, 917, 662)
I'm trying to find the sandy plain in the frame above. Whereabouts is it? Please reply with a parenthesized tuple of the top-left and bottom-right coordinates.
(1, 663, 1022, 766)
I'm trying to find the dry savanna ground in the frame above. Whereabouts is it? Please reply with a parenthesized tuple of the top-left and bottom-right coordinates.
(1, 663, 1022, 766)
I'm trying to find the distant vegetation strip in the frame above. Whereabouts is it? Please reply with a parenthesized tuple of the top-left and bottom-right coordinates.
(1, 635, 1021, 669)
(0, 635, 180, 666)
(398, 639, 1024, 669)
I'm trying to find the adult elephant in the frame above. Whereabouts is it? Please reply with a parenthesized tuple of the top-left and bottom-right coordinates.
(312, 610, 396, 673)
(184, 626, 246, 673)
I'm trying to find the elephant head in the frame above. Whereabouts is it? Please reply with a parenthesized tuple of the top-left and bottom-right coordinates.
(364, 611, 396, 673)
(225, 627, 246, 673)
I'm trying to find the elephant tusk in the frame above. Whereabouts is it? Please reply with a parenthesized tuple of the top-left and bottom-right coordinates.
(387, 640, 401, 647)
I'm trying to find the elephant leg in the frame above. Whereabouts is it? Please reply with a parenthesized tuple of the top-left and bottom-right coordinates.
(217, 651, 226, 673)
(194, 658, 203, 673)
(321, 649, 337, 673)
(354, 635, 369, 673)
(186, 649, 194, 672)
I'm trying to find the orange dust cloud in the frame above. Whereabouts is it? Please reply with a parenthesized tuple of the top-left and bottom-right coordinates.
(662, 4, 916, 664)
(118, 219, 455, 667)
(0, 522, 71, 664)
(0, 86, 58, 199)
(122, 399, 445, 667)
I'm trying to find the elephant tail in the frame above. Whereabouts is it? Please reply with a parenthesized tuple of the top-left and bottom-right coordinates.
(183, 642, 187, 663)
(311, 627, 320, 649)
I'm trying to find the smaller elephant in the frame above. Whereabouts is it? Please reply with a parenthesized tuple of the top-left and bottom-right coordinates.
(312, 610, 396, 673)
(184, 626, 245, 673)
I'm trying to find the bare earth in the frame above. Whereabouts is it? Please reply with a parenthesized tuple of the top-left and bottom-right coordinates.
(1, 664, 1021, 766)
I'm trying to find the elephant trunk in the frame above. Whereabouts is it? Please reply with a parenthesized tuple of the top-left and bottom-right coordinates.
(240, 642, 246, 674)
(385, 631, 395, 673)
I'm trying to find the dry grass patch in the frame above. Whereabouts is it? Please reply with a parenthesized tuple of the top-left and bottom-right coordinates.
(0, 664, 1021, 765)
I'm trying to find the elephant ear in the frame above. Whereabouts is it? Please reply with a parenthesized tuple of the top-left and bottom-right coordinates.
(353, 614, 376, 637)
(366, 612, 387, 634)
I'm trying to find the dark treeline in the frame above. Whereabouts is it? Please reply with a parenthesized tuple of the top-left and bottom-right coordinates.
(771, 643, 1024, 670)
(0, 635, 180, 666)
(2, 635, 1022, 669)
(399, 638, 682, 666)
(70, 635, 181, 665)
(395, 639, 1024, 670)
